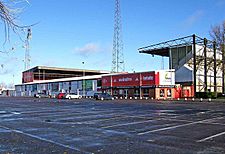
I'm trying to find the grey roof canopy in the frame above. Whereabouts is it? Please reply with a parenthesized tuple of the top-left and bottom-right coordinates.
(138, 35, 207, 57)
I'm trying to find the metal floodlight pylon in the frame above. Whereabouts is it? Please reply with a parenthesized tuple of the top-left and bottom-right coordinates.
(25, 28, 31, 70)
(112, 0, 125, 73)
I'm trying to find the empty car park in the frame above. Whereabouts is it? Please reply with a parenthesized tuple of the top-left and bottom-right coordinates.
(0, 97, 225, 153)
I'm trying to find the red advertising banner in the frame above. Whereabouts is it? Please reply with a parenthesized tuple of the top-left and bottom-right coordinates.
(141, 72, 155, 86)
(102, 71, 158, 87)
(22, 72, 34, 83)
(102, 76, 111, 87)
(112, 73, 140, 87)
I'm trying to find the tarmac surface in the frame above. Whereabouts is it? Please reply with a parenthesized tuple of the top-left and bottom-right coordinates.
(0, 97, 225, 154)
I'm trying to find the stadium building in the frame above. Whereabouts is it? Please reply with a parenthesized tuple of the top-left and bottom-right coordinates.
(15, 35, 222, 99)
(139, 34, 223, 98)
(101, 70, 179, 99)
(15, 66, 179, 99)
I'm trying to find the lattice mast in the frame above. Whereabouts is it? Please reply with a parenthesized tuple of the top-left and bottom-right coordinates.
(25, 28, 32, 70)
(112, 0, 125, 72)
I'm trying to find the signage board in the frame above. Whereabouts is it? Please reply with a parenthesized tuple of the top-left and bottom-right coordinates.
(158, 70, 175, 85)
(85, 80, 93, 91)
(112, 73, 140, 87)
(22, 72, 33, 83)
(141, 72, 155, 86)
(102, 71, 159, 88)
(102, 76, 111, 87)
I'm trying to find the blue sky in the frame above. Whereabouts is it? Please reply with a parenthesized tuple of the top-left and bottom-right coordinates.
(0, 0, 225, 85)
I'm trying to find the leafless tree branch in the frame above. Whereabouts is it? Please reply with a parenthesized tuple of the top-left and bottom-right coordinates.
(0, 0, 33, 53)
(210, 20, 225, 51)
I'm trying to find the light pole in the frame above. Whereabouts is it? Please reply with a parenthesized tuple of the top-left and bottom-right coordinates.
(22, 60, 26, 71)
(12, 74, 15, 87)
(82, 62, 85, 98)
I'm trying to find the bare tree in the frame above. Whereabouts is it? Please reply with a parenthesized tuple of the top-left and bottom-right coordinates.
(210, 20, 225, 94)
(0, 0, 30, 53)
(0, 81, 7, 89)
(210, 20, 225, 51)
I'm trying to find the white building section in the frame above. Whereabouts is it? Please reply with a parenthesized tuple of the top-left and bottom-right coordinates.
(15, 74, 106, 97)
(139, 35, 223, 98)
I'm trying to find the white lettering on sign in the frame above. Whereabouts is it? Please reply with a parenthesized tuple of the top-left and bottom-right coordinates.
(118, 77, 132, 82)
(102, 79, 107, 84)
(143, 76, 153, 81)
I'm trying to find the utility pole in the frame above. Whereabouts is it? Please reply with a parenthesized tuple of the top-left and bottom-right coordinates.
(24, 28, 32, 70)
(112, 0, 125, 73)
(82, 61, 85, 97)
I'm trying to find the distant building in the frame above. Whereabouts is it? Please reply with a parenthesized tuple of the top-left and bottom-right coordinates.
(22, 66, 110, 83)
(16, 66, 111, 97)
(0, 86, 15, 96)
(0, 87, 3, 95)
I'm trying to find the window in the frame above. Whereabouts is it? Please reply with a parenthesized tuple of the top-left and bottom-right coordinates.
(143, 88, 149, 94)
(134, 89, 139, 96)
(113, 90, 118, 95)
(160, 89, 165, 97)
(97, 80, 102, 87)
(167, 89, 171, 97)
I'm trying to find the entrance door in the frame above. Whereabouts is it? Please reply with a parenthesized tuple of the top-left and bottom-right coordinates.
(167, 89, 172, 98)
(124, 89, 128, 98)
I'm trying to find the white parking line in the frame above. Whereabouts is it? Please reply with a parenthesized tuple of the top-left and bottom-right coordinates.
(138, 116, 225, 135)
(51, 116, 124, 125)
(99, 115, 191, 129)
(201, 122, 225, 126)
(158, 118, 193, 123)
(52, 113, 154, 125)
(138, 121, 199, 135)
(157, 118, 225, 126)
(20, 108, 79, 114)
(101, 119, 155, 129)
(0, 125, 90, 154)
(197, 131, 225, 142)
(30, 110, 116, 119)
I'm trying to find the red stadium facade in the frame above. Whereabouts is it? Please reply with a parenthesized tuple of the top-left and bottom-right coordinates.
(102, 70, 181, 99)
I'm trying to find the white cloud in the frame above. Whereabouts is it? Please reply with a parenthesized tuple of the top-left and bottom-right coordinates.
(74, 43, 100, 57)
(183, 10, 204, 28)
